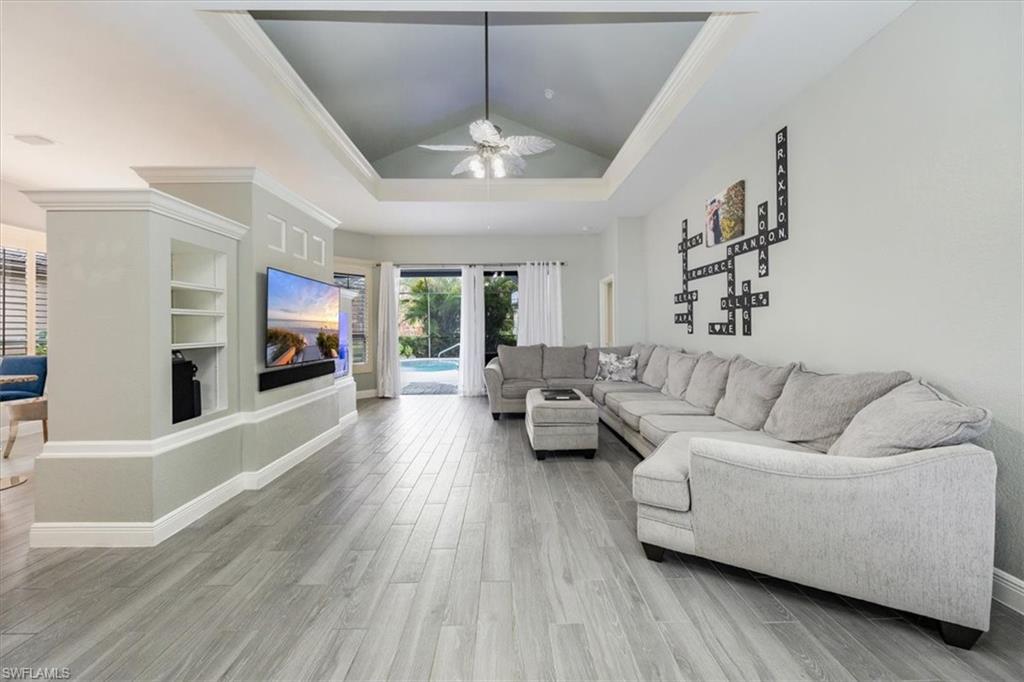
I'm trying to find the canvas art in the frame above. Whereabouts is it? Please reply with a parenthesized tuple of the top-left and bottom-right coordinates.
(705, 180, 746, 246)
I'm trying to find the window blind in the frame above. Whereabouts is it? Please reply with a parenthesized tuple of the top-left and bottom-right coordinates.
(35, 251, 48, 354)
(334, 273, 367, 364)
(1, 247, 29, 355)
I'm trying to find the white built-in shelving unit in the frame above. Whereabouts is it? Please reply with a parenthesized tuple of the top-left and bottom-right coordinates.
(170, 239, 228, 419)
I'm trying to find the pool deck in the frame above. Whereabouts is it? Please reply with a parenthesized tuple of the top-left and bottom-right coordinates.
(400, 364, 458, 395)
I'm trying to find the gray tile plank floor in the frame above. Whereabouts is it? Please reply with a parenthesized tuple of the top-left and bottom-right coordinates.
(1, 395, 1022, 681)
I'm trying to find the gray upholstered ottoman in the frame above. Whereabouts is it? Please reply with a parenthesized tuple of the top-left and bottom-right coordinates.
(525, 389, 599, 460)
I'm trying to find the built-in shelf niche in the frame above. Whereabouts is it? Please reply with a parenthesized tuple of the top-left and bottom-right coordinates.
(170, 239, 228, 422)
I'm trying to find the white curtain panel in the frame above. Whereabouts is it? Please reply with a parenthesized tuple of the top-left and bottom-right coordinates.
(516, 261, 564, 346)
(376, 262, 401, 398)
(458, 266, 486, 396)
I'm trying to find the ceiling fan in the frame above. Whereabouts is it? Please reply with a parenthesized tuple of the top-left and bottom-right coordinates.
(418, 12, 555, 178)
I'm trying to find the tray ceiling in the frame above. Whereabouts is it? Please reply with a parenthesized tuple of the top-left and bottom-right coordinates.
(253, 11, 707, 178)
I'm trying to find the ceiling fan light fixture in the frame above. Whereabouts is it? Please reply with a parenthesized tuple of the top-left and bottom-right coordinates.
(491, 156, 506, 178)
(469, 156, 486, 178)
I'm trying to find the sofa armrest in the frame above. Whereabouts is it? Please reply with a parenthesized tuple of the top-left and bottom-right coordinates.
(484, 358, 504, 412)
(687, 439, 996, 631)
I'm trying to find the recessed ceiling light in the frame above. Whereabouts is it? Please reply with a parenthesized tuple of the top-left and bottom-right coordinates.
(12, 134, 55, 146)
(581, 225, 590, 232)
(544, 89, 555, 100)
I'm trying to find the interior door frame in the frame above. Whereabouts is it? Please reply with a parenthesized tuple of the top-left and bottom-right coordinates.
(599, 274, 615, 346)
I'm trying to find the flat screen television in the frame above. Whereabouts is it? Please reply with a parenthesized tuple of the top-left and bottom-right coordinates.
(265, 267, 340, 367)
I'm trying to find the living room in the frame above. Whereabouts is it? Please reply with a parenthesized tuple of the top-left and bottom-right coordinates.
(1, 1, 1021, 679)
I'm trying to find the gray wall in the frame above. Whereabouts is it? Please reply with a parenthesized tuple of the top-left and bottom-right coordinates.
(641, 1, 1023, 578)
(334, 229, 606, 392)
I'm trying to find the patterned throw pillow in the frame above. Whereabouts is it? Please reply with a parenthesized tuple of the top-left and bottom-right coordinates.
(596, 352, 638, 382)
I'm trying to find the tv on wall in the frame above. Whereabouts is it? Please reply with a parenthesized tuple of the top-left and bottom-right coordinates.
(265, 268, 340, 368)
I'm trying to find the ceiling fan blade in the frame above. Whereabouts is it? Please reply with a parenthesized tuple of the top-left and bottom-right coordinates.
(503, 135, 555, 156)
(469, 119, 502, 145)
(501, 153, 527, 175)
(451, 154, 481, 176)
(418, 144, 476, 152)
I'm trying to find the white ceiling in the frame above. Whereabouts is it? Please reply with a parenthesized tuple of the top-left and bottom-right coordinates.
(254, 11, 706, 166)
(0, 1, 911, 236)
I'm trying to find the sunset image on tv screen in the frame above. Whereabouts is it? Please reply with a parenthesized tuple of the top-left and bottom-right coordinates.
(266, 268, 339, 367)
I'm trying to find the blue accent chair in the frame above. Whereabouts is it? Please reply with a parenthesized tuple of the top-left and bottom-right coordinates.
(1, 356, 47, 402)
(1, 356, 48, 458)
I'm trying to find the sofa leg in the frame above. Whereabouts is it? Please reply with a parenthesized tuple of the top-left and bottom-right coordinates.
(534, 450, 547, 461)
(491, 412, 500, 421)
(584, 449, 596, 460)
(641, 542, 665, 562)
(939, 621, 983, 649)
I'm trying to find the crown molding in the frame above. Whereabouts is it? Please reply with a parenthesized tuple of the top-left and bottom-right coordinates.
(211, 8, 746, 204)
(376, 177, 609, 203)
(132, 166, 342, 230)
(603, 12, 751, 192)
(22, 188, 249, 240)
(214, 10, 379, 194)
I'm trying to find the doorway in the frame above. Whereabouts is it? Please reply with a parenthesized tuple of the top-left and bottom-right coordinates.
(399, 270, 461, 395)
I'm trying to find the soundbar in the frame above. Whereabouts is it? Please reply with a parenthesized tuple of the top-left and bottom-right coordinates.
(259, 360, 335, 392)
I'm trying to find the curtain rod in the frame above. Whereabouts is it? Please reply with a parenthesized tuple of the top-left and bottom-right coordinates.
(373, 262, 566, 268)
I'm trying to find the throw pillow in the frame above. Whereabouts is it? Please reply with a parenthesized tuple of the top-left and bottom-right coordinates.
(595, 352, 637, 382)
(585, 345, 633, 379)
(683, 352, 732, 411)
(714, 355, 797, 430)
(829, 380, 992, 458)
(763, 367, 912, 452)
(641, 346, 674, 389)
(542, 345, 586, 379)
(497, 344, 544, 380)
(631, 343, 657, 379)
(661, 352, 700, 399)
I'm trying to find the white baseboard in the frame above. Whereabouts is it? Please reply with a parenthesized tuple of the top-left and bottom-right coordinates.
(356, 388, 377, 400)
(993, 568, 1024, 615)
(29, 411, 358, 548)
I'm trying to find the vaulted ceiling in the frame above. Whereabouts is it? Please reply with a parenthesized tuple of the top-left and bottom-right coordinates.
(0, 1, 913, 235)
(254, 11, 706, 177)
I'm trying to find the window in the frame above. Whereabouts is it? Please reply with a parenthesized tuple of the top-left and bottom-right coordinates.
(483, 270, 518, 362)
(334, 272, 367, 364)
(35, 252, 47, 355)
(1, 246, 29, 355)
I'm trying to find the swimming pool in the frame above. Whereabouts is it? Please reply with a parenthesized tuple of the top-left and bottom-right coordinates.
(400, 358, 460, 373)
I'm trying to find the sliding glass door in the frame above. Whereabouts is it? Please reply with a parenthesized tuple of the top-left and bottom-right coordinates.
(398, 270, 461, 395)
(483, 270, 518, 364)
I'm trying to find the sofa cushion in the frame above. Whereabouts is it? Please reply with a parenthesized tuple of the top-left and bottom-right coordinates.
(714, 355, 797, 430)
(639, 415, 744, 447)
(632, 343, 657, 379)
(829, 379, 992, 458)
(497, 344, 543, 379)
(617, 400, 711, 431)
(592, 381, 655, 405)
(641, 346, 673, 389)
(764, 367, 912, 452)
(661, 352, 700, 399)
(501, 378, 546, 399)
(585, 345, 632, 379)
(545, 378, 595, 396)
(526, 389, 598, 425)
(633, 438, 695, 512)
(683, 352, 732, 411)
(542, 345, 586, 379)
(605, 391, 680, 415)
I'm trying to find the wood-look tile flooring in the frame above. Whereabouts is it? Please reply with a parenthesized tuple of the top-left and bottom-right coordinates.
(1, 396, 1022, 681)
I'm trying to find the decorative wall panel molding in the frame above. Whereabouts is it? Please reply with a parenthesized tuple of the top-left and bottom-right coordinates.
(312, 235, 326, 266)
(290, 225, 308, 260)
(674, 126, 789, 336)
(268, 214, 287, 253)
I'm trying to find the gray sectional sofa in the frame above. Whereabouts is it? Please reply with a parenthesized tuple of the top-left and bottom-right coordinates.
(483, 343, 997, 648)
